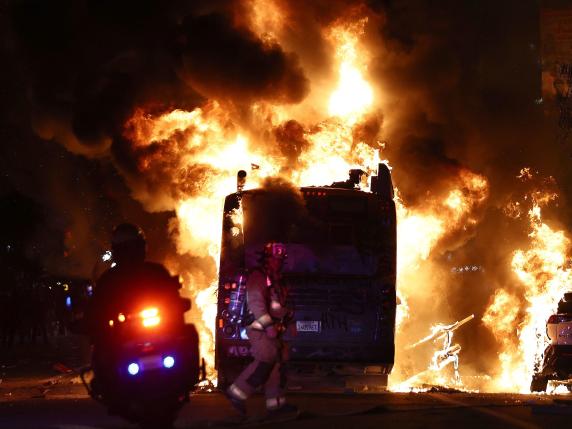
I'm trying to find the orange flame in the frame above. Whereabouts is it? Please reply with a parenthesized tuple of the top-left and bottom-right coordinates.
(327, 18, 374, 124)
(124, 13, 492, 388)
(483, 171, 572, 392)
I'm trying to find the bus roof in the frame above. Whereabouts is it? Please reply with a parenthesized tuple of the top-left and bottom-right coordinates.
(225, 185, 370, 200)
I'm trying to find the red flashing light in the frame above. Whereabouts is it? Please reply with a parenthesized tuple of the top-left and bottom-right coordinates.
(140, 307, 161, 328)
(305, 190, 327, 197)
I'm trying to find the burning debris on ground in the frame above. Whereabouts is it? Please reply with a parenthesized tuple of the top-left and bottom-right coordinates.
(2, 0, 572, 400)
(396, 314, 475, 391)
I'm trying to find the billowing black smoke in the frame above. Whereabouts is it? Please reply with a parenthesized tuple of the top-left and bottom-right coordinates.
(243, 176, 307, 245)
(178, 12, 309, 104)
(2, 0, 311, 276)
(7, 0, 309, 153)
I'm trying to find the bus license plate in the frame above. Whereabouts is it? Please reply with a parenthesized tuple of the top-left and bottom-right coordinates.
(296, 321, 321, 333)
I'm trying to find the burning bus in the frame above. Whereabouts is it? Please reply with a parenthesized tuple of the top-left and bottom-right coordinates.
(215, 163, 396, 390)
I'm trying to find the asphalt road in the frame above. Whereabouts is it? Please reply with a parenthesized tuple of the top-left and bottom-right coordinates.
(2, 381, 572, 429)
(2, 338, 572, 429)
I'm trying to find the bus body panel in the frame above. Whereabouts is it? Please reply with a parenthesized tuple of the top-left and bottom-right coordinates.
(216, 169, 396, 387)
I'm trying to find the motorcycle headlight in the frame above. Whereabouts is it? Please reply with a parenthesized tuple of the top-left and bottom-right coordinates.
(140, 307, 161, 328)
(127, 362, 140, 375)
(163, 356, 175, 368)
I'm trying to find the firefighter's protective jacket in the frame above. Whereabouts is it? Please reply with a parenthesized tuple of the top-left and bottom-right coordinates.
(246, 269, 289, 328)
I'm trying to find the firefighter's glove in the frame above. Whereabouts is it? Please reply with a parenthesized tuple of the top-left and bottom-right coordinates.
(251, 320, 264, 330)
(251, 314, 273, 331)
(265, 324, 278, 339)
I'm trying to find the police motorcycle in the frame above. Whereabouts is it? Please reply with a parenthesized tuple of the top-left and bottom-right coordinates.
(530, 292, 572, 392)
(81, 290, 200, 428)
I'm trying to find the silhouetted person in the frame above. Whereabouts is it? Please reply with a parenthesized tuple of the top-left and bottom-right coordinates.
(86, 224, 185, 394)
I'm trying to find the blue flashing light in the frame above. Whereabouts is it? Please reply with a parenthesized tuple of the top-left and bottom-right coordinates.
(127, 362, 140, 375)
(240, 327, 249, 340)
(163, 356, 175, 369)
(65, 296, 72, 308)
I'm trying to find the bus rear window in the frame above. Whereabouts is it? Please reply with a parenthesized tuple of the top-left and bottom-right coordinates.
(330, 224, 353, 245)
(327, 196, 367, 214)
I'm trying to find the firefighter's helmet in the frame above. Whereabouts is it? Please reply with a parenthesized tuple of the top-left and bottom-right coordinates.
(263, 242, 287, 259)
(111, 223, 146, 265)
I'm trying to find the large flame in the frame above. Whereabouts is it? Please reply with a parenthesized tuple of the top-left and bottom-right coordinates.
(392, 169, 488, 389)
(483, 189, 572, 392)
(327, 18, 374, 124)
(124, 11, 492, 387)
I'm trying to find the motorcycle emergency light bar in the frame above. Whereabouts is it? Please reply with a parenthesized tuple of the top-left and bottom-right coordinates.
(127, 362, 140, 375)
(163, 356, 175, 368)
(140, 307, 161, 328)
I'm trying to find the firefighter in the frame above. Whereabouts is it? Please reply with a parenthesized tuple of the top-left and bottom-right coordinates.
(225, 242, 297, 417)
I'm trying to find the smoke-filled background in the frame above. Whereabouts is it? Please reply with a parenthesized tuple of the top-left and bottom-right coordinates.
(2, 0, 571, 391)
